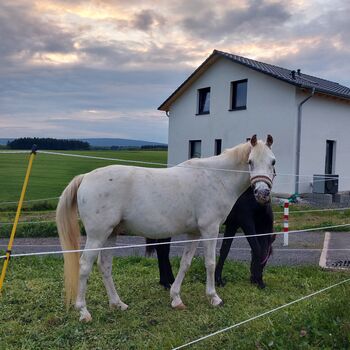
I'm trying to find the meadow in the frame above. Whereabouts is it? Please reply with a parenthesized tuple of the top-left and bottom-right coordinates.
(0, 256, 349, 349)
(0, 150, 167, 203)
(1, 150, 350, 349)
(0, 149, 349, 237)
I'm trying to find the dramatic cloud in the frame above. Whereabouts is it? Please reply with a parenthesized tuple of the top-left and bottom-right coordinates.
(0, 0, 349, 142)
(180, 0, 291, 41)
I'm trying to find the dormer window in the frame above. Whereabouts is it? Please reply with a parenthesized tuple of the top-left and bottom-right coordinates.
(197, 87, 210, 115)
(230, 79, 247, 110)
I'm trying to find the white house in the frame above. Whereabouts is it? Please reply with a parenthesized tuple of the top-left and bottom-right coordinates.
(158, 50, 350, 195)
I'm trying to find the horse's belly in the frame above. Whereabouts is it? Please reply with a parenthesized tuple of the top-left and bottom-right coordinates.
(123, 211, 198, 238)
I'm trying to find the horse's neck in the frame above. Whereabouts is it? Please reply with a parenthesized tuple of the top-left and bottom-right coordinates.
(215, 143, 251, 196)
(180, 143, 251, 195)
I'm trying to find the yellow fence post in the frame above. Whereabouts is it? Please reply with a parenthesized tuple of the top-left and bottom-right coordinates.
(0, 145, 37, 294)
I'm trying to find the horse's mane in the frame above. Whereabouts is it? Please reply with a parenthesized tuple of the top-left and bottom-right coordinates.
(222, 141, 252, 165)
(181, 141, 252, 169)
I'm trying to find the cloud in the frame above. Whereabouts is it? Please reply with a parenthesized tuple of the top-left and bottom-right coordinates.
(131, 9, 165, 32)
(0, 0, 349, 143)
(0, 2, 76, 66)
(180, 0, 291, 41)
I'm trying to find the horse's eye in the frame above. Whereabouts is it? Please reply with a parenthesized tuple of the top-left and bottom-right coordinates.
(272, 159, 276, 166)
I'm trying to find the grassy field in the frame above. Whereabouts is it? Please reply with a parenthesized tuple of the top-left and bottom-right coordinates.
(1, 150, 349, 349)
(0, 149, 349, 237)
(0, 150, 167, 203)
(0, 256, 349, 349)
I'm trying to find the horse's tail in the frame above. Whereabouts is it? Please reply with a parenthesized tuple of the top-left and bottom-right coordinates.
(145, 238, 156, 256)
(56, 174, 85, 307)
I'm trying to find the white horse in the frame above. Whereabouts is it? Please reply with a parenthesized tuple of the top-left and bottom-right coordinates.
(56, 134, 275, 322)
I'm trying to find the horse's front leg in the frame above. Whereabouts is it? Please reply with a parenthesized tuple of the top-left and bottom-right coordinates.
(201, 224, 223, 306)
(170, 237, 199, 309)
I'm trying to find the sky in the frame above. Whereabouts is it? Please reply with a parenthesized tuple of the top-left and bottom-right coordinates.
(0, 0, 349, 143)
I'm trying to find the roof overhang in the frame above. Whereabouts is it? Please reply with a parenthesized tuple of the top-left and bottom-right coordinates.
(158, 50, 220, 112)
(158, 49, 350, 112)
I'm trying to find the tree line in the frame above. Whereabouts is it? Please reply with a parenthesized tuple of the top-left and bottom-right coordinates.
(7, 137, 90, 150)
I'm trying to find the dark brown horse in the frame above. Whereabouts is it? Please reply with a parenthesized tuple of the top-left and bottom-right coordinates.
(146, 186, 275, 289)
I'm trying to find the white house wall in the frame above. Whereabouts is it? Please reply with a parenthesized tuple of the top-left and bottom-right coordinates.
(167, 57, 297, 194)
(298, 92, 350, 193)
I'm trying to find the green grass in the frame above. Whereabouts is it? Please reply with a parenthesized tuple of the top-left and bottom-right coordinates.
(0, 150, 167, 203)
(1, 149, 349, 237)
(0, 256, 349, 349)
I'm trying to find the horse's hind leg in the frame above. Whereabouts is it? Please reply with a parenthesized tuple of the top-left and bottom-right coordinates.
(97, 233, 128, 311)
(156, 238, 174, 289)
(170, 237, 199, 309)
(215, 223, 238, 287)
(75, 236, 106, 322)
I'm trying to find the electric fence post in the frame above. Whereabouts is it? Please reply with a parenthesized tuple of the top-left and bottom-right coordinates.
(0, 145, 37, 294)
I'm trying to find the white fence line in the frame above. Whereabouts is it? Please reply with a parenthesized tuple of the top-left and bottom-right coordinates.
(0, 197, 59, 206)
(172, 277, 350, 349)
(1, 205, 349, 226)
(0, 150, 29, 154)
(3, 149, 347, 180)
(38, 150, 350, 180)
(0, 223, 349, 259)
(274, 207, 350, 214)
(0, 242, 348, 252)
(0, 220, 55, 226)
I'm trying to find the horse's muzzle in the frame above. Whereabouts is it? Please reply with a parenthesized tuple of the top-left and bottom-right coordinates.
(254, 188, 271, 204)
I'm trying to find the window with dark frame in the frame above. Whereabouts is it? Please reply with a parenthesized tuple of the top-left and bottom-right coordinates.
(231, 79, 247, 110)
(325, 140, 336, 174)
(189, 140, 201, 158)
(197, 87, 210, 115)
(214, 139, 222, 155)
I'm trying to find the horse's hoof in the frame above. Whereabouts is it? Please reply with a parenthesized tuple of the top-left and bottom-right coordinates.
(161, 283, 171, 290)
(172, 302, 186, 310)
(217, 300, 224, 307)
(79, 312, 92, 323)
(211, 296, 223, 307)
(257, 283, 266, 289)
(110, 302, 129, 311)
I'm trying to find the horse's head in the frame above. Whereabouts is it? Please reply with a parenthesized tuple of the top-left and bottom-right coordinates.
(248, 134, 276, 204)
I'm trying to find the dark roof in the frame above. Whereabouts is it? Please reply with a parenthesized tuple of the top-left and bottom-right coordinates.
(158, 49, 350, 111)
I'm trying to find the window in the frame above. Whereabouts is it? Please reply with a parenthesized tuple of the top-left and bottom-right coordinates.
(197, 87, 210, 115)
(230, 79, 247, 110)
(189, 140, 201, 158)
(325, 140, 336, 174)
(214, 139, 222, 155)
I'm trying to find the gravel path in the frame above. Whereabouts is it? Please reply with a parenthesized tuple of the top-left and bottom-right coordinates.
(0, 231, 328, 266)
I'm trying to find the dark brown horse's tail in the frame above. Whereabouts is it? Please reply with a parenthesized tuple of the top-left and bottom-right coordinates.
(145, 238, 156, 256)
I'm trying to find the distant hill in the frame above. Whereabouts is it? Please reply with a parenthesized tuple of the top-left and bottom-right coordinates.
(0, 138, 167, 148)
(81, 138, 167, 148)
(0, 138, 13, 145)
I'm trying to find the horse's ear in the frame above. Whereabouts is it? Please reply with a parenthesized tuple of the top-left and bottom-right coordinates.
(250, 134, 257, 147)
(266, 134, 273, 148)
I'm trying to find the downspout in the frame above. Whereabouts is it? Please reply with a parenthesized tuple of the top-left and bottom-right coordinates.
(295, 87, 315, 195)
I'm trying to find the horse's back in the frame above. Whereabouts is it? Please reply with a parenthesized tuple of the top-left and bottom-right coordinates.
(77, 165, 201, 237)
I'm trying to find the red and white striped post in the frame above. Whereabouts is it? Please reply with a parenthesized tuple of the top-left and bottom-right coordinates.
(283, 201, 289, 246)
